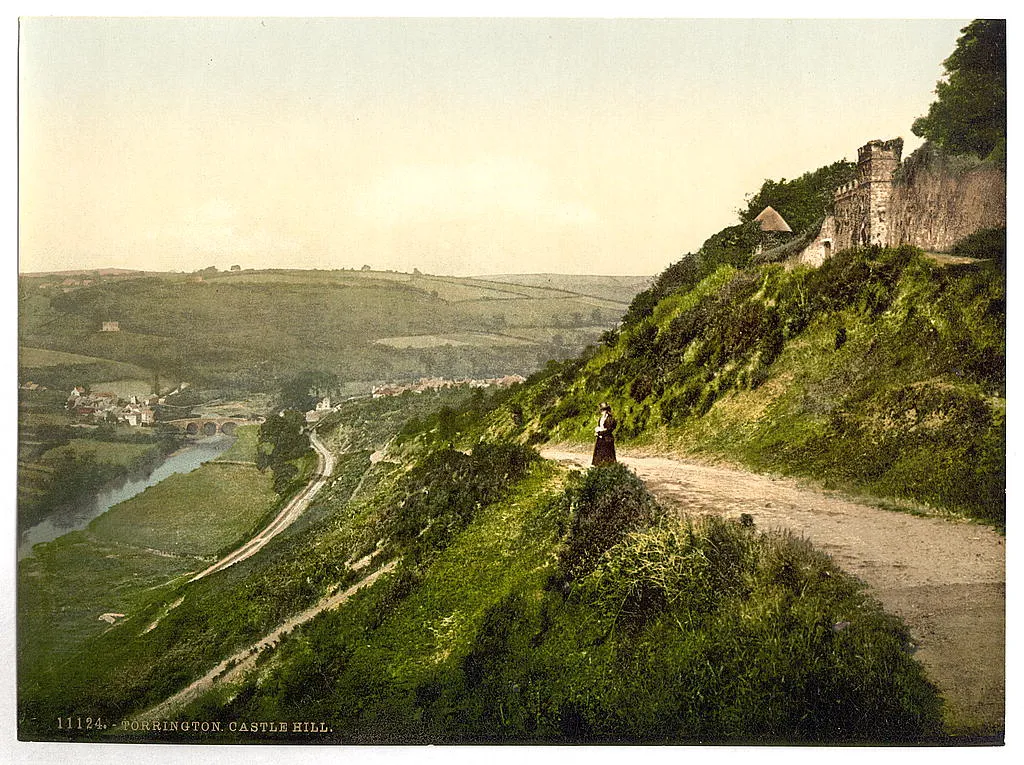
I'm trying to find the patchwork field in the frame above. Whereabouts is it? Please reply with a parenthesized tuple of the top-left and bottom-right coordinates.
(19, 268, 650, 394)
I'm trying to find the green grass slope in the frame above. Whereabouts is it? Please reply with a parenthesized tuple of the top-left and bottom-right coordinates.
(491, 240, 1005, 525)
(170, 451, 939, 744)
(18, 396, 943, 744)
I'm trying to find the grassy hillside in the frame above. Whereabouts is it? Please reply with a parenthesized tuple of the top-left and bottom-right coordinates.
(18, 397, 942, 743)
(18, 268, 639, 395)
(173, 455, 938, 744)
(485, 238, 1005, 526)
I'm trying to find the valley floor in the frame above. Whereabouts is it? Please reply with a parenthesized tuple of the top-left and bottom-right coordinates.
(541, 447, 1005, 738)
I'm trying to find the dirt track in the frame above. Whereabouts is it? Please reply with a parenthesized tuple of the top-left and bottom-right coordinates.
(140, 560, 397, 721)
(541, 447, 1005, 736)
(189, 430, 335, 582)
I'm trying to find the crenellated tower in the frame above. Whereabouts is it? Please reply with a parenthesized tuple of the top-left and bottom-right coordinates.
(857, 138, 903, 246)
(793, 135, 1004, 268)
(832, 138, 903, 250)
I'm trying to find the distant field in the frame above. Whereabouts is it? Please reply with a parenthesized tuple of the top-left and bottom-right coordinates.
(374, 335, 470, 349)
(18, 347, 155, 395)
(407, 276, 533, 302)
(19, 346, 149, 377)
(20, 347, 111, 366)
(18, 411, 76, 427)
(18, 268, 649, 391)
(213, 425, 260, 462)
(89, 379, 154, 399)
(476, 273, 653, 303)
(38, 439, 157, 468)
(499, 326, 608, 345)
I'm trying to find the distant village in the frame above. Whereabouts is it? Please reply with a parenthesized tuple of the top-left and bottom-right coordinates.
(370, 374, 526, 399)
(63, 383, 191, 427)
(303, 374, 526, 423)
(29, 367, 528, 429)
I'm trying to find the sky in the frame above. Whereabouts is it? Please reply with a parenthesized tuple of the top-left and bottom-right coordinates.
(19, 16, 969, 277)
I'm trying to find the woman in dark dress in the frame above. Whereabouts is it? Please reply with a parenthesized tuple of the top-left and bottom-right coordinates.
(591, 402, 617, 466)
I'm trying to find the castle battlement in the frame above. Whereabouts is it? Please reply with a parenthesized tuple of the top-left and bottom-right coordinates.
(857, 138, 904, 165)
(793, 136, 1005, 269)
(834, 180, 859, 198)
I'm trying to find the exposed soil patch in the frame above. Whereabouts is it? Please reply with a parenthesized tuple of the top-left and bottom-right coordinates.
(541, 447, 1004, 738)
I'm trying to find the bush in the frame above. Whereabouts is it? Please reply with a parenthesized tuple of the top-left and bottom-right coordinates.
(388, 442, 539, 558)
(558, 463, 662, 581)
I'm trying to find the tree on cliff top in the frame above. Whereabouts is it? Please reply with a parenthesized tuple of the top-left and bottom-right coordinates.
(912, 19, 1006, 159)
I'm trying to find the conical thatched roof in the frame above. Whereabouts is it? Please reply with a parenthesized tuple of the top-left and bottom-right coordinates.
(754, 206, 793, 233)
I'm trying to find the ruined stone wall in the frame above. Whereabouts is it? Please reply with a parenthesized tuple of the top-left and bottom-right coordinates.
(887, 154, 1006, 251)
(832, 182, 867, 252)
(788, 139, 1006, 268)
(789, 215, 836, 268)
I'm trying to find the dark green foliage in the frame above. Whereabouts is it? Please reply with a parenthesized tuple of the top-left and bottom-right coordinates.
(622, 223, 760, 328)
(952, 226, 1006, 273)
(276, 370, 339, 412)
(912, 20, 1006, 159)
(257, 410, 311, 495)
(740, 160, 858, 234)
(387, 442, 538, 559)
(819, 382, 1004, 523)
(557, 463, 662, 582)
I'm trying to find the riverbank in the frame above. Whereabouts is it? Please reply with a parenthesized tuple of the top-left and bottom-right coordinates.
(18, 436, 235, 559)
(17, 426, 279, 700)
(17, 433, 177, 533)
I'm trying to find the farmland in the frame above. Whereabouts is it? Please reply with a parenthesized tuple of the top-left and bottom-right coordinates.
(19, 268, 650, 398)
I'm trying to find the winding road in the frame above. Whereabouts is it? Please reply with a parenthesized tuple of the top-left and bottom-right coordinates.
(189, 430, 336, 582)
(541, 447, 1005, 736)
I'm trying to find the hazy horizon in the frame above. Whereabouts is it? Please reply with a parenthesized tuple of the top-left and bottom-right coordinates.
(19, 17, 968, 277)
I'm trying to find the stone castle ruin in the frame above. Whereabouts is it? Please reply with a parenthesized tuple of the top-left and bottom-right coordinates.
(792, 138, 1006, 267)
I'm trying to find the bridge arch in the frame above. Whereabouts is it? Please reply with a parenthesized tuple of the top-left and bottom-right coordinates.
(202, 421, 218, 436)
(221, 421, 238, 436)
(186, 422, 199, 435)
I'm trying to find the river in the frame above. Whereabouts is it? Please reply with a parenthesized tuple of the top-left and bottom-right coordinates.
(18, 436, 235, 560)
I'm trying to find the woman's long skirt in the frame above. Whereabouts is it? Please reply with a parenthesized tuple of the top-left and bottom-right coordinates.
(592, 435, 616, 466)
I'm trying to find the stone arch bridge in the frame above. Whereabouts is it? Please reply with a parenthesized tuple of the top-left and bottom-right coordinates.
(166, 416, 265, 437)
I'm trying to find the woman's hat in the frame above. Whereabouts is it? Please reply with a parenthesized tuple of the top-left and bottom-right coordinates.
(599, 402, 611, 411)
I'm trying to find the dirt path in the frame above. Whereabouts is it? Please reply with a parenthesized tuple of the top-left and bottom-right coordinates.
(189, 430, 336, 582)
(139, 560, 397, 721)
(541, 447, 1005, 736)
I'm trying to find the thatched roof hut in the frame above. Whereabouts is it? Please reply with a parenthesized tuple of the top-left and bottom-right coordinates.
(754, 206, 793, 233)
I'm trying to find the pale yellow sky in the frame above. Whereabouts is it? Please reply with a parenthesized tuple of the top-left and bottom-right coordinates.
(19, 17, 969, 276)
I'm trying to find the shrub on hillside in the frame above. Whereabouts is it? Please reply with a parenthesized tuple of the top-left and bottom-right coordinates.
(388, 442, 539, 558)
(557, 464, 662, 582)
(556, 514, 943, 742)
